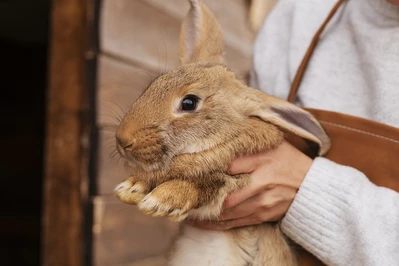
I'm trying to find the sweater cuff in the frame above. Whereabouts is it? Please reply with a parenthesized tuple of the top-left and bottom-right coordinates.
(281, 157, 369, 262)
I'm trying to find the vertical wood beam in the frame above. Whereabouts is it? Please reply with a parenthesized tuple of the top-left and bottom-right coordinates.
(42, 0, 92, 265)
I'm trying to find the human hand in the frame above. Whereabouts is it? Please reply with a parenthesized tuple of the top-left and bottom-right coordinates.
(186, 141, 312, 230)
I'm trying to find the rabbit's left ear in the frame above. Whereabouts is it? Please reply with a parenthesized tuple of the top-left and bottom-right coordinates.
(179, 0, 224, 65)
(244, 92, 331, 156)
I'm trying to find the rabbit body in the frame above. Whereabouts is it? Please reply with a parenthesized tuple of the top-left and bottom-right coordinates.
(170, 224, 296, 266)
(114, 1, 330, 265)
(114, 63, 301, 266)
(115, 63, 283, 216)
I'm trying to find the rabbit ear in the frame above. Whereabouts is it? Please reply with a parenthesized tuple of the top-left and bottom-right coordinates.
(179, 0, 224, 65)
(245, 92, 331, 156)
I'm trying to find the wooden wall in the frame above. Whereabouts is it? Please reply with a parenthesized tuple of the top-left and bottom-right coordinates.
(93, 1, 255, 265)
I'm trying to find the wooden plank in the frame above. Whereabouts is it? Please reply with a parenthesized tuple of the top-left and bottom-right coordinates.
(96, 128, 127, 194)
(100, 0, 180, 72)
(92, 198, 179, 266)
(142, 0, 255, 53)
(42, 0, 92, 265)
(100, 0, 253, 74)
(97, 55, 152, 126)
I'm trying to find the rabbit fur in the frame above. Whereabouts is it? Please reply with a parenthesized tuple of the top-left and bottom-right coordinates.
(114, 1, 330, 265)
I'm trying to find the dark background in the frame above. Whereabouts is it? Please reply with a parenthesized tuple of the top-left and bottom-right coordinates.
(0, 0, 50, 265)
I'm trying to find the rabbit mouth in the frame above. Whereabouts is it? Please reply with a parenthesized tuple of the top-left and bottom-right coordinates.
(119, 144, 172, 172)
(123, 157, 167, 172)
(115, 126, 173, 171)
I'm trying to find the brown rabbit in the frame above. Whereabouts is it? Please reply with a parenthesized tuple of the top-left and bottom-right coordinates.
(114, 0, 330, 265)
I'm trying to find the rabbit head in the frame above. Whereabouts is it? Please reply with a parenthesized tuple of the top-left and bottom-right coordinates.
(115, 0, 330, 173)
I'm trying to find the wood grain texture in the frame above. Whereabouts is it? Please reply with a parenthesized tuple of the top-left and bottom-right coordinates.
(100, 0, 180, 72)
(144, 0, 254, 52)
(97, 55, 153, 126)
(42, 0, 91, 265)
(96, 128, 127, 194)
(100, 0, 254, 74)
(92, 198, 178, 266)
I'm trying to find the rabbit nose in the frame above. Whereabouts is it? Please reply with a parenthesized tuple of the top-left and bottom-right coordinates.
(122, 142, 133, 151)
(116, 133, 134, 151)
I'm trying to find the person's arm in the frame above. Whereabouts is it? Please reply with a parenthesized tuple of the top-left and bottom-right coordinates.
(282, 157, 399, 266)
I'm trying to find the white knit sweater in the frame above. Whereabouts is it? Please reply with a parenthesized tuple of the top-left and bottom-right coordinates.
(251, 0, 399, 265)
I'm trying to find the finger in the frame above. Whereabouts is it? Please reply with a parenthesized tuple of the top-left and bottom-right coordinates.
(223, 215, 262, 229)
(258, 201, 293, 222)
(185, 219, 230, 231)
(227, 152, 272, 175)
(186, 215, 261, 231)
(223, 183, 259, 209)
(255, 186, 296, 222)
(220, 193, 263, 220)
(221, 186, 294, 220)
(223, 165, 276, 209)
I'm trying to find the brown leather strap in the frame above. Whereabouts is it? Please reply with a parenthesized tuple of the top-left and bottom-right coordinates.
(287, 0, 346, 103)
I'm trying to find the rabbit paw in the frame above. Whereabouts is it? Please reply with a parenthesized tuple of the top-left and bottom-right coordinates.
(114, 177, 150, 205)
(137, 180, 199, 222)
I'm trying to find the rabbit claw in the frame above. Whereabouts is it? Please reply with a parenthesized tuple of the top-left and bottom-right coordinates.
(138, 192, 190, 222)
(114, 177, 149, 205)
(137, 180, 198, 222)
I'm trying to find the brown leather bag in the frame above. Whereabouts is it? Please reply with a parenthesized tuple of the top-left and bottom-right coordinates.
(285, 0, 399, 265)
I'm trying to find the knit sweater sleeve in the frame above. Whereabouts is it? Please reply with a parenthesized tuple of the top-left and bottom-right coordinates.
(281, 158, 399, 266)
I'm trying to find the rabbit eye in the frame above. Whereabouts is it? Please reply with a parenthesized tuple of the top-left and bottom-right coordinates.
(181, 95, 199, 111)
